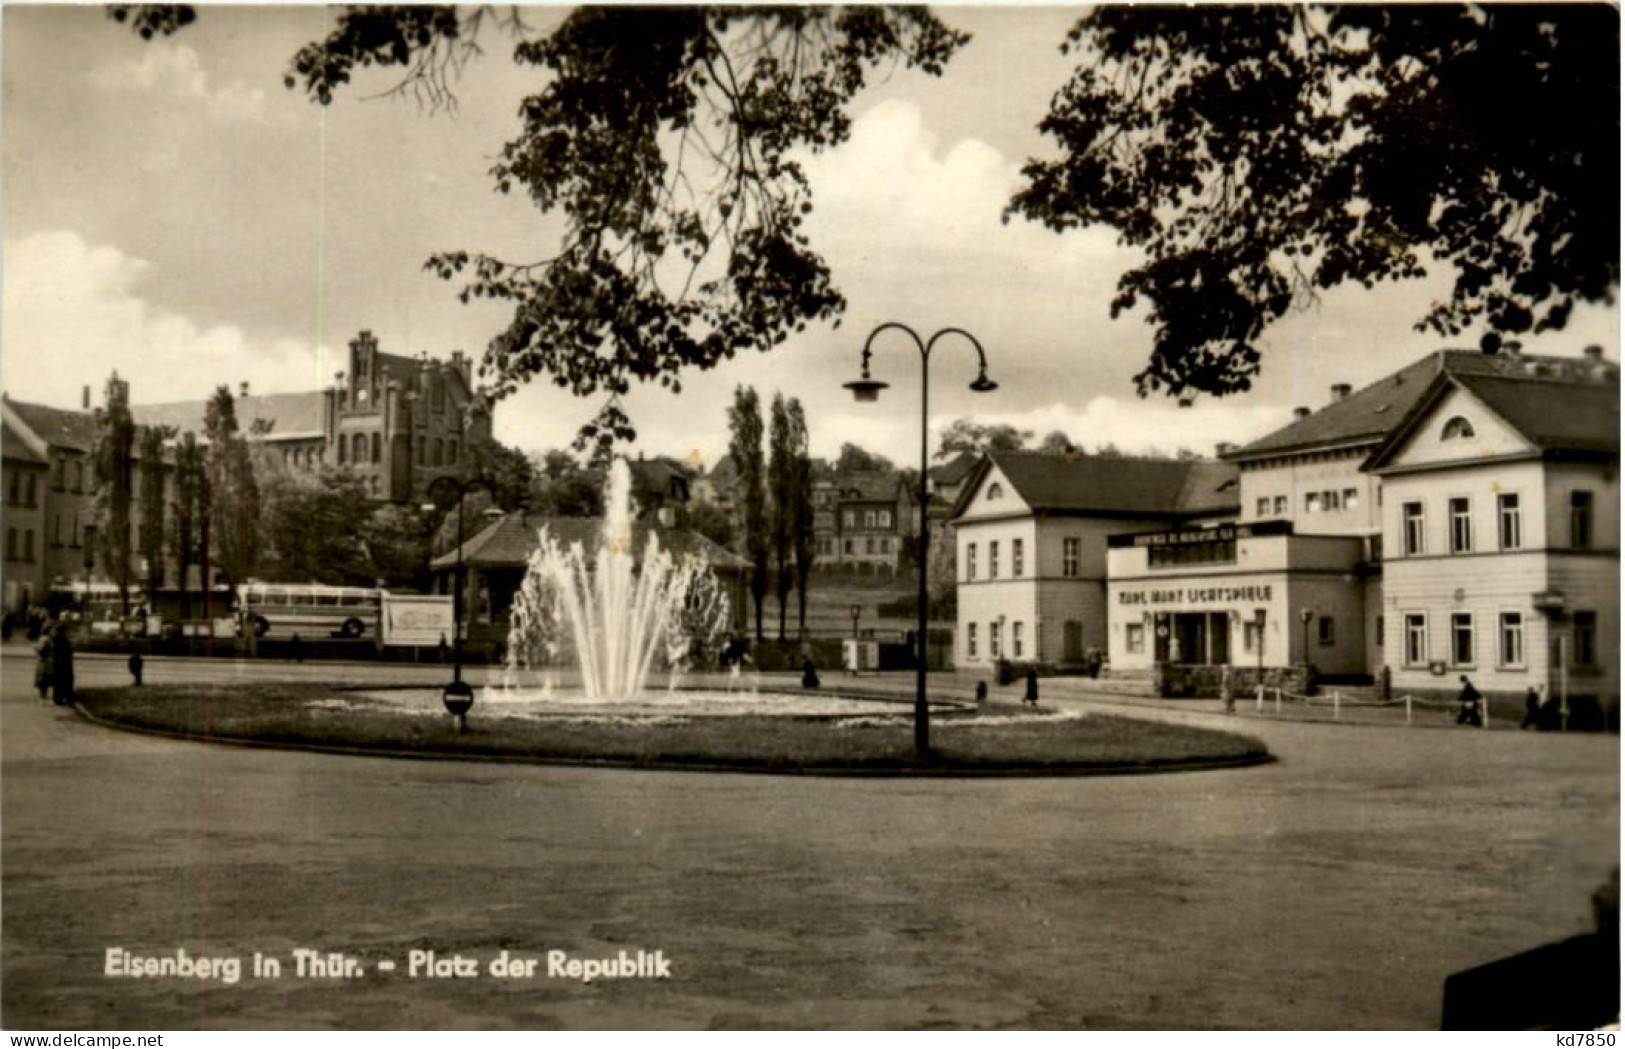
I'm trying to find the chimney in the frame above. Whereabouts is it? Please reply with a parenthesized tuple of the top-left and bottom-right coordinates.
(1293, 406, 1311, 420)
(1330, 383, 1352, 402)
(82, 385, 91, 410)
(239, 381, 250, 399)
(1584, 345, 1604, 360)
(1215, 441, 1236, 458)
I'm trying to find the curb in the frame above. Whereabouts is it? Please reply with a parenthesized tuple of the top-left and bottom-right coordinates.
(70, 702, 1274, 780)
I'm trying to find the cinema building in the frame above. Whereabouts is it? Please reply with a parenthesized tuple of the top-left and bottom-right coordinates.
(954, 347, 1618, 709)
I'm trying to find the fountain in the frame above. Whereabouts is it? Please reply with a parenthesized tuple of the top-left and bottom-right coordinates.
(347, 456, 961, 721)
(501, 457, 732, 699)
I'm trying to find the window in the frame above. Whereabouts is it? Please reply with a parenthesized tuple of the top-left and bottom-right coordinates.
(1256, 497, 1269, 517)
(1126, 623, 1145, 654)
(22, 530, 34, 561)
(966, 543, 977, 581)
(71, 512, 80, 548)
(52, 514, 63, 547)
(1404, 614, 1428, 666)
(1305, 492, 1322, 513)
(5, 528, 15, 560)
(1012, 539, 1024, 577)
(7, 471, 18, 505)
(1403, 502, 1425, 555)
(1441, 416, 1476, 440)
(72, 460, 83, 492)
(1342, 488, 1359, 510)
(432, 380, 446, 413)
(990, 621, 1002, 659)
(416, 435, 426, 465)
(448, 439, 459, 464)
(842, 511, 855, 529)
(989, 541, 1000, 579)
(1450, 613, 1474, 666)
(371, 433, 381, 464)
(1012, 621, 1024, 659)
(1376, 616, 1384, 646)
(1499, 613, 1525, 668)
(1318, 617, 1335, 646)
(865, 537, 875, 554)
(1570, 491, 1594, 548)
(843, 539, 853, 555)
(864, 510, 876, 528)
(1243, 619, 1263, 654)
(1273, 495, 1287, 515)
(1449, 497, 1472, 553)
(986, 483, 1004, 501)
(878, 510, 891, 528)
(24, 473, 35, 506)
(352, 433, 366, 464)
(1498, 493, 1522, 550)
(1324, 490, 1341, 511)
(966, 623, 977, 659)
(1149, 537, 1236, 569)
(1062, 538, 1080, 577)
(52, 457, 65, 491)
(1573, 612, 1597, 668)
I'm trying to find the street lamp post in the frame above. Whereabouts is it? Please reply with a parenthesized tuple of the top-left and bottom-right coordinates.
(1299, 608, 1314, 690)
(845, 323, 996, 756)
(424, 475, 496, 729)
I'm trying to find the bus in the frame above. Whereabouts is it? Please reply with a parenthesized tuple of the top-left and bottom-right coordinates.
(236, 583, 382, 640)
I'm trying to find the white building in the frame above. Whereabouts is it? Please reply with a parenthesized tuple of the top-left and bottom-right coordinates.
(1363, 356, 1618, 710)
(951, 451, 1238, 668)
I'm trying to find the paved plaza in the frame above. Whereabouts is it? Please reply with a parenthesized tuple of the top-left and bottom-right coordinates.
(2, 648, 1617, 1029)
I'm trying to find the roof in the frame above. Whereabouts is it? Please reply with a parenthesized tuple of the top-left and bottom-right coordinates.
(929, 450, 979, 486)
(131, 391, 327, 440)
(431, 513, 749, 572)
(835, 471, 904, 502)
(953, 450, 1239, 519)
(1365, 369, 1620, 470)
(628, 456, 693, 496)
(2, 417, 47, 464)
(1227, 349, 1619, 461)
(6, 398, 99, 452)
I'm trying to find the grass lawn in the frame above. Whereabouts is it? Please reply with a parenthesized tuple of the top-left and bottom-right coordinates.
(75, 683, 1270, 775)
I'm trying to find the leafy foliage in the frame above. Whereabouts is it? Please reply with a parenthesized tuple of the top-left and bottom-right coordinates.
(137, 424, 174, 595)
(1013, 5, 1620, 399)
(287, 5, 966, 446)
(767, 393, 795, 638)
(727, 384, 767, 640)
(169, 431, 204, 596)
(935, 418, 1032, 460)
(258, 465, 374, 585)
(835, 442, 893, 474)
(106, 4, 195, 40)
(90, 375, 137, 610)
(785, 397, 816, 634)
(203, 386, 260, 584)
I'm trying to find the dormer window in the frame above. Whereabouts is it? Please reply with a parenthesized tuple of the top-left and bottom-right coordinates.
(986, 483, 1004, 500)
(1441, 416, 1475, 440)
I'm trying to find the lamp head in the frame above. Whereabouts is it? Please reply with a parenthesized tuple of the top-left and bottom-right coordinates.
(969, 372, 998, 394)
(844, 378, 888, 403)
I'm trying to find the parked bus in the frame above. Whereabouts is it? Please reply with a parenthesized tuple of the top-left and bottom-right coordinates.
(236, 583, 382, 640)
(44, 583, 236, 637)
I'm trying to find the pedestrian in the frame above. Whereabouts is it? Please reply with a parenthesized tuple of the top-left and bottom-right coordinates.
(33, 627, 53, 701)
(801, 657, 820, 690)
(1455, 675, 1483, 727)
(1521, 685, 1541, 730)
(128, 650, 144, 686)
(974, 681, 988, 704)
(1221, 664, 1235, 714)
(437, 633, 449, 665)
(290, 633, 304, 664)
(50, 622, 75, 706)
(1024, 665, 1039, 707)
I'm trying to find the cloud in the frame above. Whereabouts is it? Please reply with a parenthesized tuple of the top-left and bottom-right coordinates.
(90, 41, 267, 122)
(2, 230, 334, 408)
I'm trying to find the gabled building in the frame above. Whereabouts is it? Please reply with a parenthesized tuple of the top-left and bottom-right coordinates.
(1363, 356, 1618, 708)
(951, 450, 1238, 668)
(831, 470, 912, 573)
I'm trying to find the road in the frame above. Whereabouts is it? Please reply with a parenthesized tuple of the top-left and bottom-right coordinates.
(2, 649, 1617, 1029)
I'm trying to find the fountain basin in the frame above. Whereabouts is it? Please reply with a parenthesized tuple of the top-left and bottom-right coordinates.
(343, 686, 969, 721)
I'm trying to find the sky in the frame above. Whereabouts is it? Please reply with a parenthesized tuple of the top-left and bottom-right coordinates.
(3, 4, 1618, 469)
